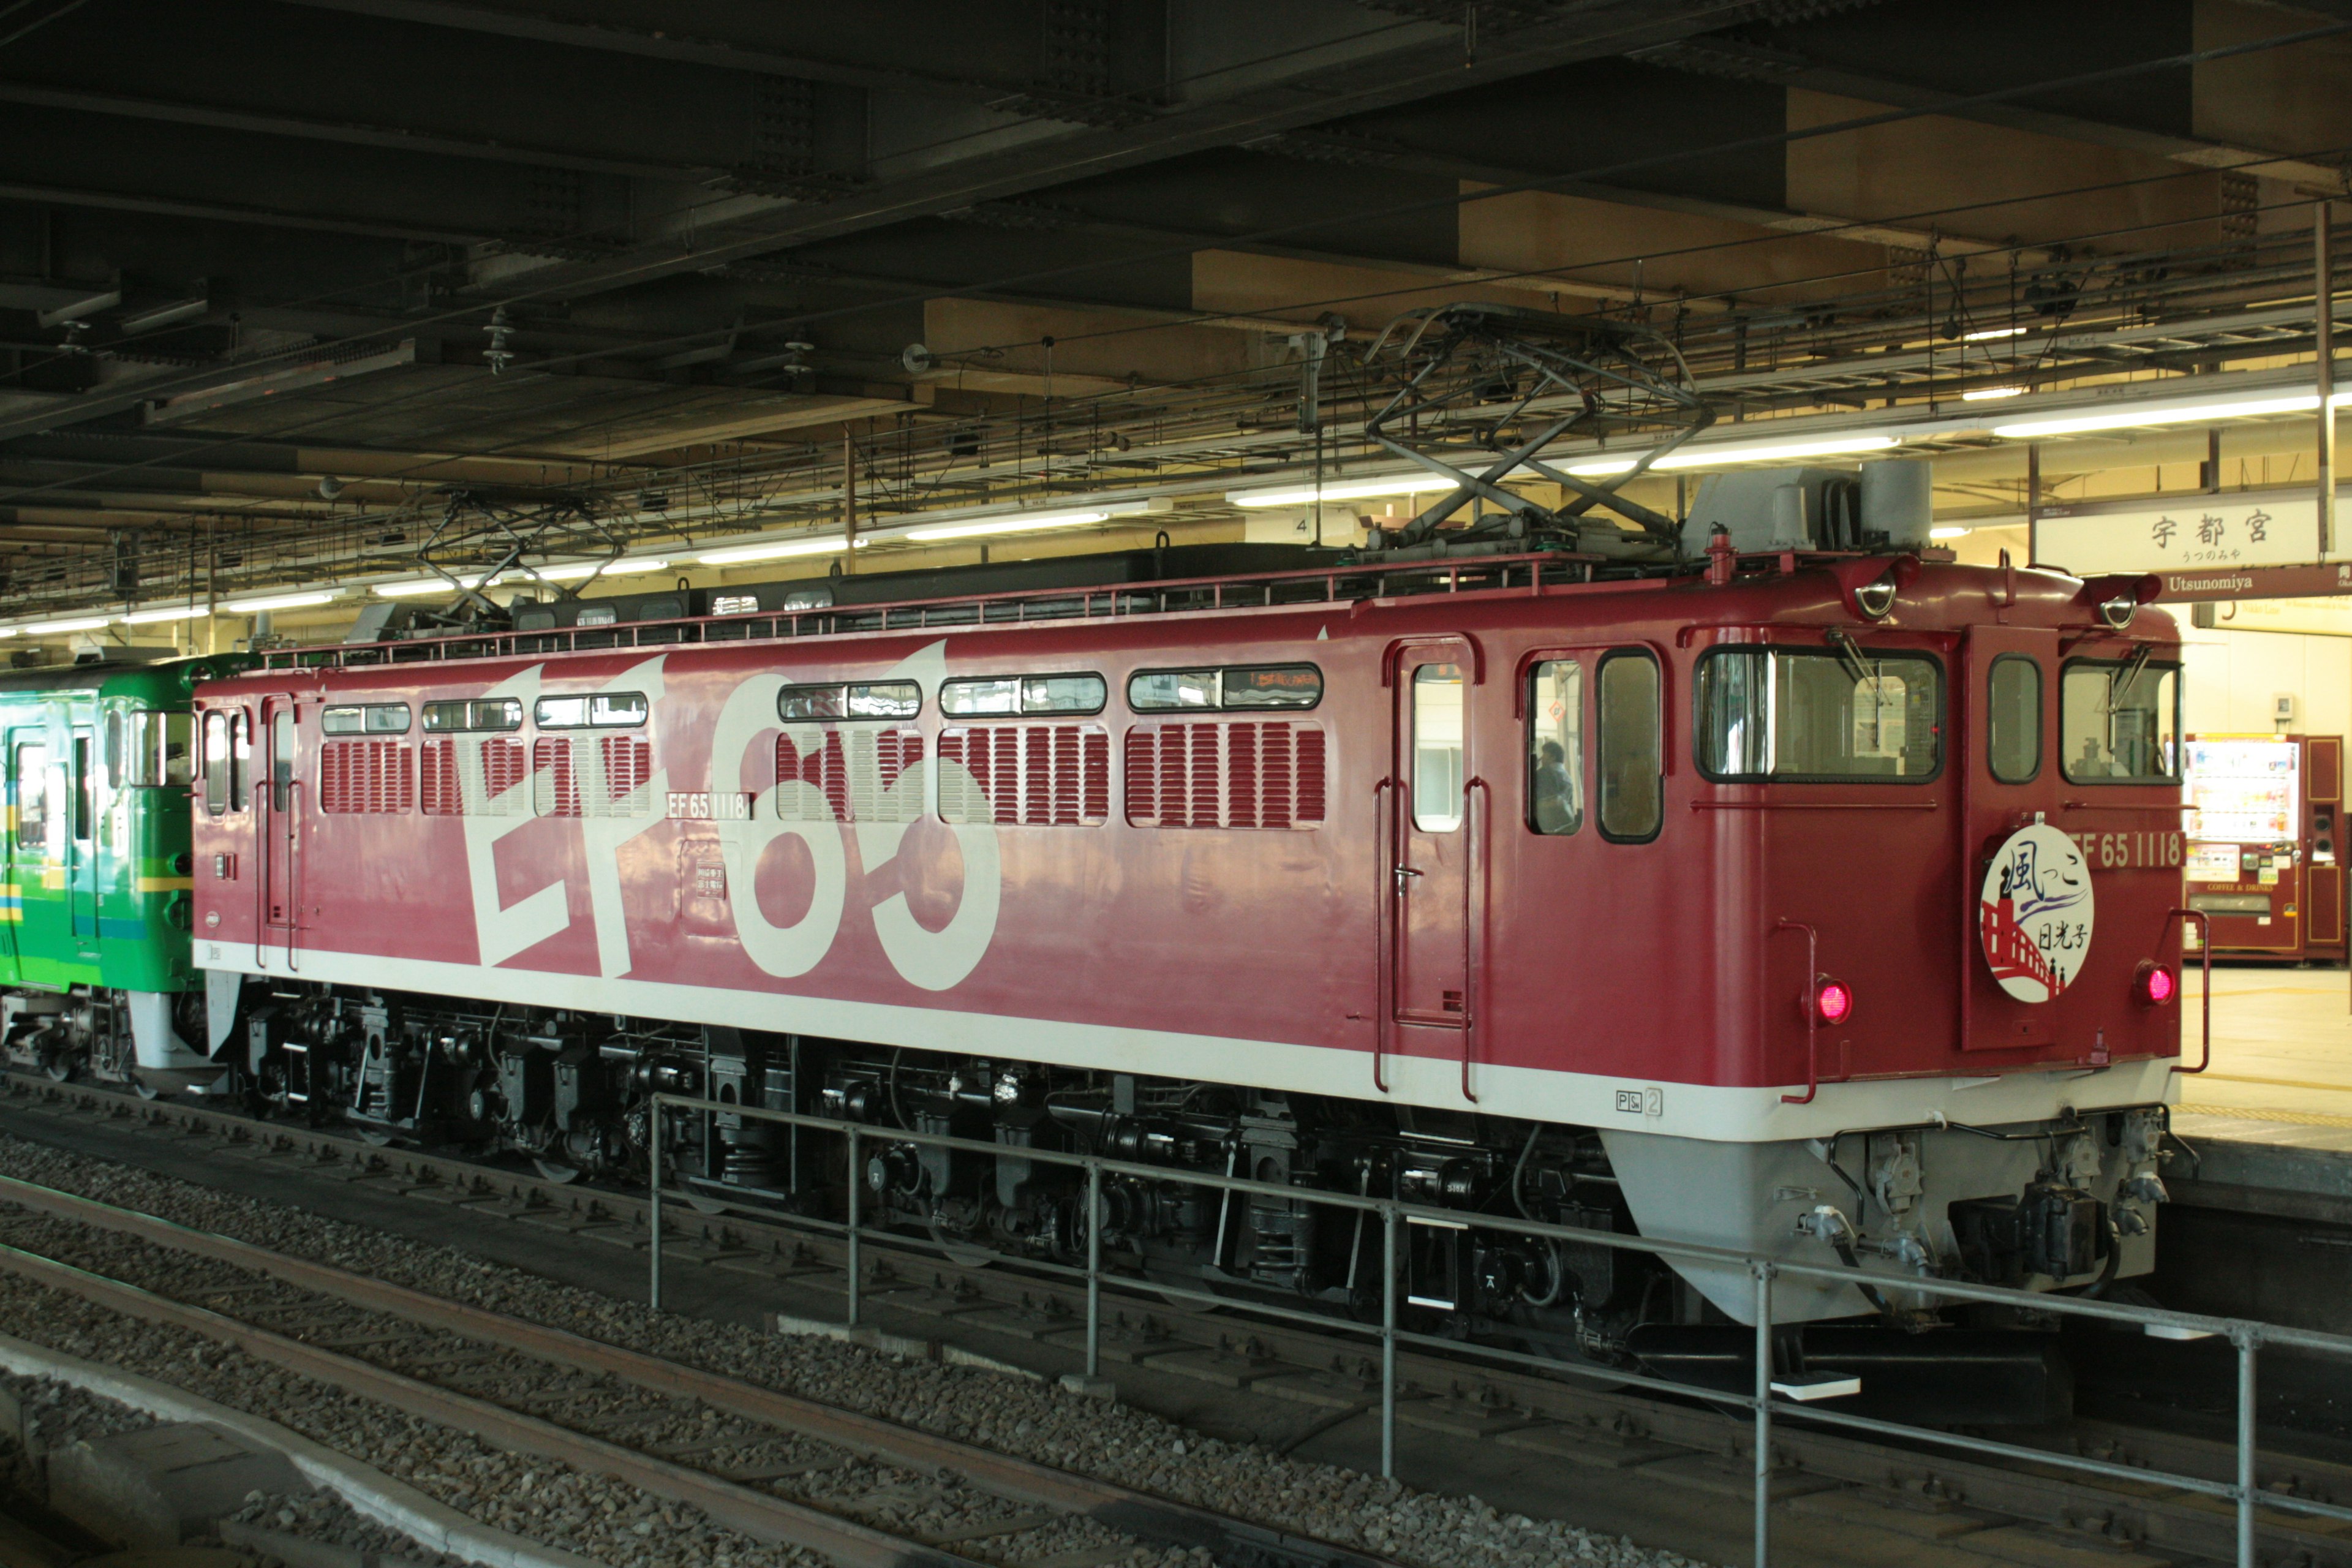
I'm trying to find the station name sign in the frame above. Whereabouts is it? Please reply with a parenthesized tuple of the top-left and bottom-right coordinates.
(2036, 486, 2342, 576)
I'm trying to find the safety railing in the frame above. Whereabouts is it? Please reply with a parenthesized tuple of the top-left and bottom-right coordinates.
(646, 1091, 2346, 1568)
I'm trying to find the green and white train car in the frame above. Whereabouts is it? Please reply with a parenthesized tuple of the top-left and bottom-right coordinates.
(0, 657, 247, 1088)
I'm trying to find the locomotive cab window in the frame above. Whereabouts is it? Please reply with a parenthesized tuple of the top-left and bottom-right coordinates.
(1411, 664, 1464, 832)
(1527, 660, 1585, 835)
(1694, 648, 1942, 782)
(1987, 657, 2043, 784)
(2060, 657, 2180, 783)
(270, 711, 295, 812)
(230, 712, 250, 812)
(1597, 652, 1662, 842)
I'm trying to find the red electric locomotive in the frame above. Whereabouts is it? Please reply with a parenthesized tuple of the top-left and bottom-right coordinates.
(179, 529, 2187, 1397)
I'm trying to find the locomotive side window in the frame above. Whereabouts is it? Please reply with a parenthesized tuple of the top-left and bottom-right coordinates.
(422, 698, 522, 733)
(323, 704, 413, 736)
(202, 714, 228, 816)
(270, 711, 296, 813)
(2060, 658, 2179, 783)
(536, 692, 648, 728)
(777, 681, 921, 722)
(1411, 664, 1464, 832)
(230, 712, 251, 813)
(1692, 649, 1941, 781)
(1526, 660, 1584, 835)
(1987, 657, 2043, 784)
(1596, 652, 1662, 842)
(942, 674, 1107, 717)
(1129, 665, 1319, 711)
(14, 742, 47, 849)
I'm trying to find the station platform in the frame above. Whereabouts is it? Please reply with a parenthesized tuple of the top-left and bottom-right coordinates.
(2167, 967, 2352, 1225)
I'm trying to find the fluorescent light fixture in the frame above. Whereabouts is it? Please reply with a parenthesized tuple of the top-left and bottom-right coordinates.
(902, 508, 1115, 542)
(1993, 390, 2352, 439)
(1929, 526, 1972, 540)
(699, 537, 856, 566)
(23, 616, 109, 635)
(1963, 326, 2029, 342)
(1227, 475, 1463, 508)
(1962, 386, 2027, 402)
(373, 576, 481, 597)
(119, 606, 201, 625)
(225, 590, 339, 614)
(509, 559, 669, 583)
(1567, 434, 1902, 477)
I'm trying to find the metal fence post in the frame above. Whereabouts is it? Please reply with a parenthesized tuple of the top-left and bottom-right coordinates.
(1754, 1261, 1774, 1568)
(2237, 1326, 2261, 1568)
(845, 1125, 862, 1329)
(1381, 1204, 1399, 1480)
(647, 1097, 663, 1314)
(1085, 1161, 1103, 1379)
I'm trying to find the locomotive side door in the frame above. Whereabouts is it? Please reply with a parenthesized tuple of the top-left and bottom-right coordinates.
(1389, 641, 1477, 1045)
(1963, 623, 2062, 1050)
(257, 695, 303, 969)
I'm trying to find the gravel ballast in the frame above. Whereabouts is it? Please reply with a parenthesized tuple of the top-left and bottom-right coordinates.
(0, 1121, 1709, 1568)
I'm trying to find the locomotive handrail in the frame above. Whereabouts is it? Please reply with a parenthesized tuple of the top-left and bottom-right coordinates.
(1461, 775, 1488, 1104)
(254, 552, 1585, 673)
(2165, 907, 2214, 1073)
(1370, 777, 1393, 1096)
(1775, 917, 1822, 1106)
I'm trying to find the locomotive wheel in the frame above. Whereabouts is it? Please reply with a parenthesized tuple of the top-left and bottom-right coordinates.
(532, 1157, 583, 1185)
(927, 1224, 998, 1269)
(41, 1059, 72, 1083)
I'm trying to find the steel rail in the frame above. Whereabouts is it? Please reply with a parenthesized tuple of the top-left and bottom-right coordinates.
(13, 1076, 2352, 1568)
(0, 1167, 1400, 1568)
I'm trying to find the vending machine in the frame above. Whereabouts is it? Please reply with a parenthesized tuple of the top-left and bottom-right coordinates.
(2183, 733, 2345, 963)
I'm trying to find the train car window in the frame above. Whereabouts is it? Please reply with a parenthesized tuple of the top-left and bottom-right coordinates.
(943, 674, 1107, 717)
(229, 712, 251, 813)
(1693, 649, 1942, 782)
(322, 706, 365, 735)
(103, 712, 123, 783)
(1223, 666, 1321, 709)
(1129, 669, 1219, 710)
(1411, 664, 1466, 832)
(1597, 652, 1662, 842)
(779, 684, 846, 721)
(127, 712, 192, 788)
(71, 737, 92, 842)
(1988, 657, 2043, 784)
(537, 692, 647, 729)
(1527, 660, 1585, 835)
(271, 711, 296, 812)
(2060, 658, 2180, 783)
(365, 704, 410, 735)
(12, 742, 46, 850)
(202, 715, 228, 815)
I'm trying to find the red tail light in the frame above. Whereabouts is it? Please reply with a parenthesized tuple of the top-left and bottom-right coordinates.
(2135, 962, 2177, 1006)
(1814, 978, 1854, 1027)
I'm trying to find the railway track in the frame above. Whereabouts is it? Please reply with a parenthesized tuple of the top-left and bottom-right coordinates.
(6, 1072, 2350, 1568)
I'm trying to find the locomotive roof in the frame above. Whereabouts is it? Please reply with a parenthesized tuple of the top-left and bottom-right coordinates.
(0, 654, 250, 703)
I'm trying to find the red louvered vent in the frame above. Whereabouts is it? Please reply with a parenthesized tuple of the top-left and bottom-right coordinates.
(420, 739, 460, 816)
(775, 731, 848, 821)
(533, 737, 581, 817)
(1123, 722, 1325, 828)
(321, 739, 411, 813)
(938, 725, 1107, 826)
(600, 735, 653, 810)
(1295, 727, 1327, 823)
(481, 737, 529, 806)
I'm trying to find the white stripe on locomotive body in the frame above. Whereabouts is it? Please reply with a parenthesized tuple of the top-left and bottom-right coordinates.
(198, 939, 2176, 1144)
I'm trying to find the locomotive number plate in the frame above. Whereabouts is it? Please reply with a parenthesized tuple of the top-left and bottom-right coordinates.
(2067, 829, 2185, 872)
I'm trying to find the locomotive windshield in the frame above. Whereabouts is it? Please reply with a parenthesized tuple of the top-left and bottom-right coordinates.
(1694, 648, 1942, 781)
(2060, 657, 2180, 783)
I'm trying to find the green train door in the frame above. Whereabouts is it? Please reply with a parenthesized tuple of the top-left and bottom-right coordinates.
(67, 728, 97, 951)
(0, 728, 34, 979)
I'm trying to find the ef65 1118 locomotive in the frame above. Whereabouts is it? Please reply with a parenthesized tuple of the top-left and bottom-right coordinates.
(2, 517, 2191, 1395)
